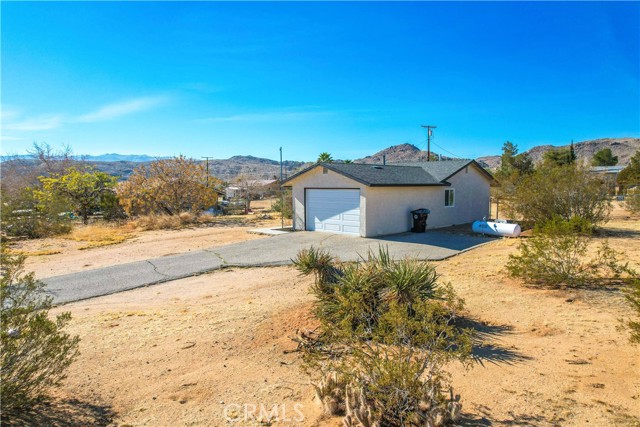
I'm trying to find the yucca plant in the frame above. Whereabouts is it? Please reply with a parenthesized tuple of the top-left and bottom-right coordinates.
(292, 246, 340, 292)
(380, 259, 439, 310)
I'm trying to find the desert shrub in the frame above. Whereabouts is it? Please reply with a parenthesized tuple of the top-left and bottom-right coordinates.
(99, 190, 127, 221)
(0, 248, 80, 416)
(1, 188, 72, 239)
(622, 279, 640, 344)
(506, 216, 632, 287)
(624, 188, 640, 214)
(293, 246, 471, 426)
(271, 189, 293, 219)
(509, 165, 611, 227)
(117, 156, 218, 216)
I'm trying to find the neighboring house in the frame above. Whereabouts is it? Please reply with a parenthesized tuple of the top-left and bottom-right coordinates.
(590, 165, 626, 195)
(225, 186, 242, 199)
(282, 160, 494, 237)
(226, 179, 280, 200)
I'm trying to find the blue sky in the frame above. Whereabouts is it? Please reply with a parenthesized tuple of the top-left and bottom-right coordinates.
(2, 2, 638, 162)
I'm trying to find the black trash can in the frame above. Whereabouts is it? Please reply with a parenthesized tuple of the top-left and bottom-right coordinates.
(410, 208, 430, 233)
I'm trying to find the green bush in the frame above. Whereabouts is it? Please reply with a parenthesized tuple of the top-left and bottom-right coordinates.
(0, 249, 80, 416)
(506, 216, 631, 287)
(294, 246, 471, 426)
(622, 279, 640, 344)
(1, 188, 72, 239)
(509, 165, 611, 227)
(271, 190, 292, 219)
(624, 188, 640, 214)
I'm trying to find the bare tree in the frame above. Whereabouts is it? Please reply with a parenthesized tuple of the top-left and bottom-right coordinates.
(1, 143, 80, 199)
(235, 174, 262, 214)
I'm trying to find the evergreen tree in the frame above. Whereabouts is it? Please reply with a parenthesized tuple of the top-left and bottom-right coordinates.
(591, 148, 619, 166)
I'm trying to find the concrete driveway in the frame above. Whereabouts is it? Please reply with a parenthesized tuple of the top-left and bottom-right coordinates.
(43, 230, 495, 304)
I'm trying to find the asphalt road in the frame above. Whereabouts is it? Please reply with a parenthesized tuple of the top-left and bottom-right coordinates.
(43, 230, 495, 304)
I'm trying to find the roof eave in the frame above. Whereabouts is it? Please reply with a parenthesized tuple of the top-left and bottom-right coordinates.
(440, 159, 496, 183)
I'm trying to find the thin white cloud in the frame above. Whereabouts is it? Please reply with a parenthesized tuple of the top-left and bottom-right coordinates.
(75, 96, 169, 123)
(1, 105, 21, 122)
(198, 107, 333, 123)
(3, 115, 64, 131)
(0, 135, 25, 141)
(2, 96, 170, 132)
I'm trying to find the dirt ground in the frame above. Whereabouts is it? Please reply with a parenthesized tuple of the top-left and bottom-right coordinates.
(12, 204, 640, 426)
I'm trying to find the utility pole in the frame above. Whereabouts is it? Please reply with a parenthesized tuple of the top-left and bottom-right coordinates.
(201, 156, 214, 187)
(279, 147, 284, 230)
(421, 125, 437, 161)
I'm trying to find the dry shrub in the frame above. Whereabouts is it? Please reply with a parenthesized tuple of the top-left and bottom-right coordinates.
(125, 211, 216, 231)
(198, 213, 215, 223)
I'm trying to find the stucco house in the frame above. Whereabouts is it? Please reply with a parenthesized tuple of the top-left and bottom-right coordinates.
(282, 159, 494, 237)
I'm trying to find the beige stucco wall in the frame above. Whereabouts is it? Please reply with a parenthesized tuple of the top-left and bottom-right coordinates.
(287, 166, 368, 236)
(367, 164, 491, 233)
(287, 163, 491, 237)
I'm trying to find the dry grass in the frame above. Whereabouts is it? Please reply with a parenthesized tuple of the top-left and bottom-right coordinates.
(124, 212, 208, 231)
(63, 225, 132, 250)
(124, 212, 267, 231)
(7, 249, 62, 257)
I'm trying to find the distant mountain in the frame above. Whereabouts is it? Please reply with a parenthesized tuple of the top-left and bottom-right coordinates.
(355, 143, 453, 164)
(201, 155, 309, 181)
(4, 137, 637, 183)
(476, 137, 639, 169)
(82, 153, 169, 162)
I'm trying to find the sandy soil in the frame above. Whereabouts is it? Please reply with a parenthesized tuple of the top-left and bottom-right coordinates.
(11, 203, 640, 426)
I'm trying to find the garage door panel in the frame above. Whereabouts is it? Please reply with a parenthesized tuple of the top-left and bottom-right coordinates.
(306, 189, 361, 235)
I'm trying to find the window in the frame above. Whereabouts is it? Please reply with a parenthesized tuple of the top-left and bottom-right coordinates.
(445, 189, 455, 207)
(323, 167, 328, 174)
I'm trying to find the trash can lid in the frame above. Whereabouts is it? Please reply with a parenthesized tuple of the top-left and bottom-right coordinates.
(411, 208, 431, 214)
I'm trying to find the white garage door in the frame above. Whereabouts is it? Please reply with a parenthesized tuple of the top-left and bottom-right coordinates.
(306, 189, 361, 235)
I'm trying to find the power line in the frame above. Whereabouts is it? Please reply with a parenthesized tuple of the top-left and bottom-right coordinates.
(430, 141, 465, 159)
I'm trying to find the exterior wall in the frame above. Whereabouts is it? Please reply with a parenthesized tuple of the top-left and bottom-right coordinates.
(287, 166, 368, 236)
(361, 165, 491, 236)
(440, 164, 491, 226)
(362, 186, 437, 236)
(287, 163, 491, 238)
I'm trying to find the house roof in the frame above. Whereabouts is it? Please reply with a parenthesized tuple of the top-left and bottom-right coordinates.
(590, 166, 625, 174)
(282, 159, 493, 187)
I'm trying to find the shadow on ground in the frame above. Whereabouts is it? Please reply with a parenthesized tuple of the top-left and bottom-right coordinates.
(457, 317, 533, 366)
(596, 226, 640, 239)
(2, 398, 115, 427)
(372, 225, 497, 252)
(459, 403, 560, 426)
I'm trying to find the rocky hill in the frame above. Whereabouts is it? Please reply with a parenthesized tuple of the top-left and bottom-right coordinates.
(476, 137, 639, 169)
(355, 143, 452, 164)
